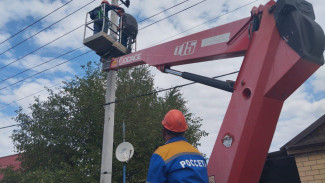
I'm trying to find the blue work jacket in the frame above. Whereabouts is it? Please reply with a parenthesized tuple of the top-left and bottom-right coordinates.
(146, 136, 208, 183)
(89, 4, 123, 20)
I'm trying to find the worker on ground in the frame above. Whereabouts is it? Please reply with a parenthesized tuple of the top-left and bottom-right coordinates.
(146, 109, 209, 183)
(118, 12, 138, 53)
(89, 0, 124, 34)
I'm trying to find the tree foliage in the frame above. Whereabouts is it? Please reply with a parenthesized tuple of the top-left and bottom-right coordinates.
(1, 62, 208, 182)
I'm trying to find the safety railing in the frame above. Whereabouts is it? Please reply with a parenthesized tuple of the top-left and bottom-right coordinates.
(83, 4, 137, 53)
(83, 4, 122, 42)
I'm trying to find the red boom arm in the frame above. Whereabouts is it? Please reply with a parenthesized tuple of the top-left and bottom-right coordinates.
(110, 17, 251, 70)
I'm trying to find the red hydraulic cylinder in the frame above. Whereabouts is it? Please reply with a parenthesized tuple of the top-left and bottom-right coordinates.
(207, 1, 324, 183)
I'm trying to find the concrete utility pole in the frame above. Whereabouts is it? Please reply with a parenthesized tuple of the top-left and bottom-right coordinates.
(100, 0, 119, 183)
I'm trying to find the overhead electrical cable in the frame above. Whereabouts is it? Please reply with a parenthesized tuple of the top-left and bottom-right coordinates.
(0, 24, 85, 71)
(139, 0, 207, 31)
(0, 70, 239, 130)
(0, 0, 202, 79)
(0, 124, 19, 130)
(0, 83, 61, 110)
(153, 0, 260, 45)
(0, 0, 96, 56)
(138, 0, 190, 23)
(0, 50, 93, 91)
(0, 1, 247, 131)
(0, 0, 211, 108)
(0, 0, 241, 96)
(71, 71, 239, 114)
(101, 71, 239, 107)
(0, 0, 191, 72)
(0, 0, 73, 45)
(0, 46, 85, 83)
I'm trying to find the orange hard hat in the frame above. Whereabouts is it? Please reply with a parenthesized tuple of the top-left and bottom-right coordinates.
(162, 109, 188, 132)
(101, 0, 109, 4)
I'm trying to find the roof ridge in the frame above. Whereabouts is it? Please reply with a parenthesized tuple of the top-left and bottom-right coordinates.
(281, 114, 325, 150)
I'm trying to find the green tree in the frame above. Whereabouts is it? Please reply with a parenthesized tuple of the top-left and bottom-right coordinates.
(0, 166, 22, 183)
(113, 66, 208, 182)
(2, 62, 207, 182)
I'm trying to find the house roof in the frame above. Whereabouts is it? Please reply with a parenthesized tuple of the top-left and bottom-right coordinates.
(0, 154, 21, 179)
(281, 114, 325, 151)
(0, 154, 20, 169)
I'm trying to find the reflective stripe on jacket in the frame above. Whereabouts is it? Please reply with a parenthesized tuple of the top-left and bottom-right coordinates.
(146, 136, 208, 183)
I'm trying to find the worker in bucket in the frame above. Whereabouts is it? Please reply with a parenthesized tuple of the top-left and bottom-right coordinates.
(89, 0, 124, 34)
(146, 109, 209, 183)
(118, 11, 138, 53)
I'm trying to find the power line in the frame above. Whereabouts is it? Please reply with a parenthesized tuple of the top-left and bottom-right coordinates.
(0, 124, 19, 130)
(0, 0, 209, 109)
(0, 72, 88, 110)
(0, 0, 198, 91)
(0, 0, 243, 102)
(0, 0, 243, 131)
(139, 0, 207, 31)
(0, 50, 93, 91)
(0, 0, 202, 81)
(0, 0, 73, 46)
(102, 71, 239, 107)
(0, 46, 84, 83)
(0, 0, 193, 72)
(0, 0, 96, 56)
(0, 70, 239, 130)
(75, 71, 239, 114)
(153, 0, 260, 45)
(138, 0, 190, 23)
(0, 83, 61, 110)
(0, 23, 85, 71)
(1, 0, 198, 80)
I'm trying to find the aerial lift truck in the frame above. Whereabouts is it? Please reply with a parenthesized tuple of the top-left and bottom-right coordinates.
(84, 0, 325, 182)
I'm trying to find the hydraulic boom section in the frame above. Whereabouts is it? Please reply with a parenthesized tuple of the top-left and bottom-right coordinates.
(109, 17, 251, 70)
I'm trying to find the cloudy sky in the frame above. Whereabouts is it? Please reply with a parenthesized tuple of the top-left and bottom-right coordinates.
(0, 0, 324, 161)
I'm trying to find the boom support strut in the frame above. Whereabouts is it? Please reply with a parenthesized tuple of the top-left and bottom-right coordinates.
(164, 68, 234, 92)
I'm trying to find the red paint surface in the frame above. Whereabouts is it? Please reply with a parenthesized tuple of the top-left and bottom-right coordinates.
(109, 0, 323, 182)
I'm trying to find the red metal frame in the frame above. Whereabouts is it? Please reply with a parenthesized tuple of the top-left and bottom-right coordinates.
(207, 2, 322, 182)
(110, 16, 251, 70)
(108, 0, 323, 182)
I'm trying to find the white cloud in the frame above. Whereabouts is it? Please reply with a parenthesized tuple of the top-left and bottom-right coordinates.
(0, 33, 12, 57)
(0, 0, 96, 51)
(0, 77, 21, 92)
(0, 130, 16, 156)
(0, 112, 19, 156)
(312, 64, 325, 93)
(271, 91, 325, 152)
(0, 78, 63, 111)
(0, 0, 67, 29)
(0, 54, 74, 74)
